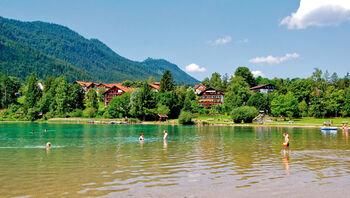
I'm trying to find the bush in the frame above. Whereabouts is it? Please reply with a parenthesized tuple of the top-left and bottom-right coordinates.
(128, 118, 140, 124)
(231, 106, 258, 123)
(68, 109, 83, 117)
(83, 107, 97, 118)
(178, 111, 194, 125)
(26, 107, 41, 121)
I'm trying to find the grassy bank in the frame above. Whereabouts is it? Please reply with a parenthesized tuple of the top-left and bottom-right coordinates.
(194, 115, 350, 127)
(2, 116, 349, 128)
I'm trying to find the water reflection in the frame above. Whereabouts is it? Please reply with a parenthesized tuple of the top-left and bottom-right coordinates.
(282, 149, 290, 175)
(0, 124, 350, 197)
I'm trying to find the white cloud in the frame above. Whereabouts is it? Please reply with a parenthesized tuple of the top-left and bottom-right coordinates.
(249, 53, 300, 65)
(281, 0, 350, 29)
(210, 36, 232, 46)
(185, 63, 207, 73)
(252, 70, 265, 77)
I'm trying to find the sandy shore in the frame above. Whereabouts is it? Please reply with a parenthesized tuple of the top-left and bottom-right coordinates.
(0, 117, 335, 129)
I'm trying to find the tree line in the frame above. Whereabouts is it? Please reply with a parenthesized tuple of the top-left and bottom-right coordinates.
(203, 67, 350, 122)
(0, 67, 349, 123)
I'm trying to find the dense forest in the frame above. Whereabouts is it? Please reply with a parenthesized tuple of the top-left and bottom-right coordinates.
(0, 16, 198, 84)
(0, 68, 349, 123)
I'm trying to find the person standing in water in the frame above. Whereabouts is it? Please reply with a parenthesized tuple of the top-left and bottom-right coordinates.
(163, 130, 168, 140)
(46, 142, 52, 150)
(139, 133, 145, 141)
(283, 132, 290, 148)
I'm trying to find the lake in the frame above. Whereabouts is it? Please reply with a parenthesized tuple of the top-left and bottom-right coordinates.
(0, 123, 349, 197)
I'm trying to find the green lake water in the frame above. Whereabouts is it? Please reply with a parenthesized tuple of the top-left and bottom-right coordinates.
(0, 123, 350, 197)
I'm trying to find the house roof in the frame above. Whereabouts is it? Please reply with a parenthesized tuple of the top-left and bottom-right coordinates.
(250, 84, 275, 90)
(194, 84, 206, 90)
(76, 81, 94, 87)
(103, 83, 134, 94)
(194, 84, 207, 94)
(198, 87, 224, 95)
(149, 82, 161, 90)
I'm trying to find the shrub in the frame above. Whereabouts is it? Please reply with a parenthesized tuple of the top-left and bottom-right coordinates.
(83, 107, 97, 118)
(128, 118, 141, 124)
(69, 109, 83, 117)
(178, 111, 194, 125)
(231, 106, 258, 123)
(26, 107, 40, 121)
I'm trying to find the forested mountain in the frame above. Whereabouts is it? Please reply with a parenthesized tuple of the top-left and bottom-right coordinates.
(0, 16, 198, 84)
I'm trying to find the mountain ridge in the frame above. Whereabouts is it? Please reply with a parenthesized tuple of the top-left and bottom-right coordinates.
(0, 16, 198, 84)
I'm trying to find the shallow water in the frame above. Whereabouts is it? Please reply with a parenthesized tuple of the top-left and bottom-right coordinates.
(0, 123, 349, 197)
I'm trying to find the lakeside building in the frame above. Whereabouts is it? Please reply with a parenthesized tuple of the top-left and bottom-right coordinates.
(77, 81, 160, 106)
(250, 84, 275, 94)
(103, 83, 133, 105)
(194, 84, 224, 108)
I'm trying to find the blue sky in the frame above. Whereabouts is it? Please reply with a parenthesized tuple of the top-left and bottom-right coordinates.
(1, 0, 350, 80)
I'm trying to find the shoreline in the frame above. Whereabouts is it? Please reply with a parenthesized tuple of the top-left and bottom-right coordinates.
(1, 117, 347, 129)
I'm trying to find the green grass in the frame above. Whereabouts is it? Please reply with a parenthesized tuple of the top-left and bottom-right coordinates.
(270, 117, 350, 126)
(194, 115, 350, 127)
(194, 114, 232, 125)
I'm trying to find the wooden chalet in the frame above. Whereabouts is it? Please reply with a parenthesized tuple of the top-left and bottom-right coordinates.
(103, 84, 133, 105)
(250, 84, 275, 94)
(198, 88, 224, 108)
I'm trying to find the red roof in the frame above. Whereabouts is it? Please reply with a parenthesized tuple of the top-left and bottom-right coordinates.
(149, 82, 161, 90)
(76, 81, 94, 87)
(103, 83, 133, 94)
(194, 84, 207, 94)
(77, 80, 136, 93)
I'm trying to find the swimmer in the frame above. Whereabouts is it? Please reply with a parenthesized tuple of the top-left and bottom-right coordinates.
(139, 133, 144, 141)
(283, 132, 290, 148)
(44, 129, 48, 133)
(163, 130, 168, 140)
(46, 142, 52, 150)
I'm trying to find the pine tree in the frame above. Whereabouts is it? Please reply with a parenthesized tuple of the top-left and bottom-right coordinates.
(160, 70, 175, 92)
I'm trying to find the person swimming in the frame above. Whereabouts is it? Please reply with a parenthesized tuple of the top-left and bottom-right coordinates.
(283, 132, 290, 148)
(46, 142, 52, 150)
(139, 133, 145, 141)
(163, 130, 168, 140)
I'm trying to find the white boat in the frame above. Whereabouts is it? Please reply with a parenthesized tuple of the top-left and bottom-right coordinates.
(320, 126, 338, 131)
